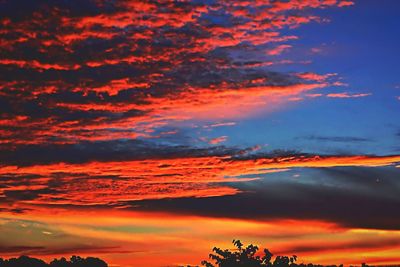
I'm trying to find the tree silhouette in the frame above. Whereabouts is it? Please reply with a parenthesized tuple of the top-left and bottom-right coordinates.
(202, 239, 298, 267)
(0, 255, 107, 267)
(2, 256, 47, 267)
(49, 257, 70, 267)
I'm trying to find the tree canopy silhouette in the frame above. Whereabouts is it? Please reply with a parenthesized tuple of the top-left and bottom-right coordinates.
(201, 240, 340, 267)
(0, 255, 107, 267)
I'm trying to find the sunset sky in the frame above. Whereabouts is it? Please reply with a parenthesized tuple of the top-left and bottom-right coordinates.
(1, 0, 400, 266)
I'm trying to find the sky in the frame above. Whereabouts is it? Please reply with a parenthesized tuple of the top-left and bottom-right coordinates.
(1, 0, 400, 266)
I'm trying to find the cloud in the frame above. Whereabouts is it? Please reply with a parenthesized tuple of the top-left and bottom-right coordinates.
(301, 135, 372, 143)
(203, 122, 236, 128)
(338, 1, 355, 7)
(126, 166, 400, 230)
(267, 44, 292, 56)
(204, 136, 228, 145)
(279, 237, 400, 254)
(326, 92, 372, 98)
(0, 139, 240, 165)
(297, 72, 337, 82)
(1, 150, 399, 206)
(0, 246, 45, 254)
(0, 245, 126, 256)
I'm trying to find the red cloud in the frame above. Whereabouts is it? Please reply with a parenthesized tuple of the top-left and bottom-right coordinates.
(267, 44, 292, 56)
(1, 154, 399, 205)
(338, 1, 355, 7)
(207, 136, 228, 145)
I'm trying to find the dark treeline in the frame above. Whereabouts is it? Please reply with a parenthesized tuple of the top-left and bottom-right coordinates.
(0, 255, 107, 267)
(1, 241, 398, 267)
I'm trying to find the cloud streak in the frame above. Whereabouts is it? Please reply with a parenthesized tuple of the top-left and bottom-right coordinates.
(1, 151, 399, 206)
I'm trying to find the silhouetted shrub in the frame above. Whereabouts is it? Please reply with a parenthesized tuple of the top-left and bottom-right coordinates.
(4, 256, 47, 267)
(0, 255, 107, 267)
(201, 240, 344, 267)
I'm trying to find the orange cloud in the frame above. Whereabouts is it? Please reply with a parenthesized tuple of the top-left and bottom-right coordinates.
(338, 1, 355, 7)
(0, 59, 80, 71)
(297, 72, 337, 82)
(0, 81, 330, 146)
(207, 136, 228, 145)
(1, 154, 399, 205)
(267, 44, 292, 56)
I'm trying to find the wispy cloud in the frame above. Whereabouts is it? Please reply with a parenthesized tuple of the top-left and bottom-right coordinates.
(326, 92, 372, 98)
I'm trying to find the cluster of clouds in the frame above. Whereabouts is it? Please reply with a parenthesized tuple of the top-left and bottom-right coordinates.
(0, 0, 357, 147)
(3, 0, 400, 241)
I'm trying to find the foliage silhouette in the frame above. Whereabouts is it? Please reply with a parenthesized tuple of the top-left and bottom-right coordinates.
(201, 240, 342, 267)
(0, 255, 107, 267)
(0, 242, 388, 267)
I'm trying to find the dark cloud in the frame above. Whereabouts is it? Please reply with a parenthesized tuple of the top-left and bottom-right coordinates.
(278, 237, 400, 254)
(4, 188, 60, 201)
(0, 207, 31, 214)
(0, 139, 244, 166)
(126, 167, 400, 230)
(0, 0, 119, 21)
(300, 135, 372, 143)
(0, 246, 45, 254)
(0, 245, 128, 256)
